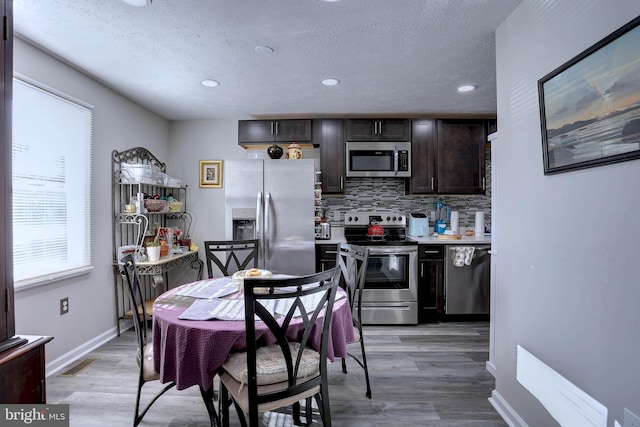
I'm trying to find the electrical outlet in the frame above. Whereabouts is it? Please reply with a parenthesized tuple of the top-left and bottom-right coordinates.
(60, 297, 69, 315)
(625, 408, 640, 427)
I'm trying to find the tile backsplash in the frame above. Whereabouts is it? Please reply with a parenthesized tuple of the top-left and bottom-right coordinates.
(320, 152, 492, 229)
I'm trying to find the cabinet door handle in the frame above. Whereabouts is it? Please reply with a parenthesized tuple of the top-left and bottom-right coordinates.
(275, 121, 279, 135)
(325, 250, 337, 255)
(423, 250, 440, 254)
(482, 177, 486, 190)
(431, 177, 434, 191)
(340, 177, 344, 190)
(420, 264, 424, 276)
(270, 122, 274, 135)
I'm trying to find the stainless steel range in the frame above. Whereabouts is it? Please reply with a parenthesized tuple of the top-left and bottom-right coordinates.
(344, 211, 418, 325)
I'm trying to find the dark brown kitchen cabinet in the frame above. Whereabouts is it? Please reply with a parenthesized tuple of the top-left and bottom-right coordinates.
(436, 119, 486, 194)
(317, 119, 345, 194)
(345, 118, 410, 141)
(418, 245, 444, 322)
(315, 243, 338, 272)
(410, 119, 437, 194)
(238, 119, 312, 144)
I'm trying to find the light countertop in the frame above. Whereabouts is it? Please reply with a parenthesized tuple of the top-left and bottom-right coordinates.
(316, 225, 492, 246)
(407, 234, 491, 245)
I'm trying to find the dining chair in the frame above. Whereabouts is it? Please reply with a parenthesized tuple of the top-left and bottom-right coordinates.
(204, 239, 259, 278)
(336, 243, 372, 399)
(219, 267, 341, 427)
(119, 254, 176, 427)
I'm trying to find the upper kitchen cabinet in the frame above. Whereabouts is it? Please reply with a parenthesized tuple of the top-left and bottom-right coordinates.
(436, 119, 486, 194)
(345, 118, 410, 141)
(410, 118, 488, 195)
(410, 119, 437, 194)
(317, 119, 345, 194)
(238, 119, 312, 145)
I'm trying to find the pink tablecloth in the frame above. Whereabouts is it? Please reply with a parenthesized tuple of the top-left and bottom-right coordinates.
(152, 281, 354, 391)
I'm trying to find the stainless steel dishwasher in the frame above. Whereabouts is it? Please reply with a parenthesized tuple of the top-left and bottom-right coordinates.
(444, 245, 491, 315)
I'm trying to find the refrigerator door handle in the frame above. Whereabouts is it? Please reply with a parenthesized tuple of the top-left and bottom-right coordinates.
(265, 192, 272, 260)
(256, 191, 265, 266)
(256, 191, 263, 238)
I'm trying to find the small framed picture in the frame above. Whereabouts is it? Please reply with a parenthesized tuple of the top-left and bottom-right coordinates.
(199, 160, 223, 188)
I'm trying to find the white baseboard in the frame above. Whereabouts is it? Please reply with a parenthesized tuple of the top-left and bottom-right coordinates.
(486, 360, 496, 377)
(45, 325, 124, 377)
(489, 389, 528, 427)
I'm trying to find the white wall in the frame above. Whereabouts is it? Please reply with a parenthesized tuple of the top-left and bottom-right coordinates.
(167, 120, 246, 246)
(13, 38, 169, 369)
(167, 120, 320, 255)
(494, 0, 640, 425)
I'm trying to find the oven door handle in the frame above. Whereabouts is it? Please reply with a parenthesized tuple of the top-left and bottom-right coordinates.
(369, 246, 418, 256)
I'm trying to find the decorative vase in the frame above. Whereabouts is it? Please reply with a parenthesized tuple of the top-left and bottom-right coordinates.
(267, 144, 283, 159)
(286, 142, 303, 159)
(146, 245, 161, 262)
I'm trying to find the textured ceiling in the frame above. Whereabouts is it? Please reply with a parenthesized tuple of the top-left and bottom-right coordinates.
(13, 0, 523, 120)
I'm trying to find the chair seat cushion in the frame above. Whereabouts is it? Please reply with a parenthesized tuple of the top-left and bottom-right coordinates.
(219, 370, 321, 414)
(142, 342, 160, 382)
(222, 342, 319, 386)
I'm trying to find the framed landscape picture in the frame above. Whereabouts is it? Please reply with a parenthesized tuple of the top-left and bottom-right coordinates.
(199, 160, 223, 188)
(538, 15, 640, 175)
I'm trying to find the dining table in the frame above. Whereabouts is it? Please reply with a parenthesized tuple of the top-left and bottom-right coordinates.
(151, 274, 355, 426)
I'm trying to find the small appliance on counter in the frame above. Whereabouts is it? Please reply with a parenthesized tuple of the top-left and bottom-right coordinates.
(407, 213, 429, 237)
(318, 222, 331, 240)
(433, 198, 451, 234)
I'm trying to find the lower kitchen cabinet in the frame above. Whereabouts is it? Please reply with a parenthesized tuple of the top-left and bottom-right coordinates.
(315, 243, 338, 272)
(418, 244, 444, 322)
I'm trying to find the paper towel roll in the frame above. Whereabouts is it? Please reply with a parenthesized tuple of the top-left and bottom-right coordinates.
(475, 211, 485, 235)
(450, 211, 459, 233)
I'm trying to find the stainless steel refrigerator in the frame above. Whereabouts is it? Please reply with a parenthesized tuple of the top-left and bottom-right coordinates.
(225, 159, 316, 275)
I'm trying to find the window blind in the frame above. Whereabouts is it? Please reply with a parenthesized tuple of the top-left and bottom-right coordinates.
(12, 77, 93, 288)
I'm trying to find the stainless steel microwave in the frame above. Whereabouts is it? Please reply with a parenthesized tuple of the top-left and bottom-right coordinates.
(346, 141, 411, 177)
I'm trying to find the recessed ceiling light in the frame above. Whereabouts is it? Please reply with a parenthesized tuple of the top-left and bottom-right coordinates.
(457, 85, 477, 92)
(201, 79, 220, 88)
(321, 78, 340, 86)
(255, 46, 274, 55)
(122, 0, 152, 6)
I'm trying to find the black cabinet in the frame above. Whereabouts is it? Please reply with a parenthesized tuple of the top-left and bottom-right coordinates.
(315, 244, 338, 272)
(410, 118, 488, 195)
(410, 119, 437, 194)
(318, 119, 345, 194)
(238, 119, 312, 144)
(436, 119, 486, 194)
(418, 245, 444, 322)
(346, 119, 409, 141)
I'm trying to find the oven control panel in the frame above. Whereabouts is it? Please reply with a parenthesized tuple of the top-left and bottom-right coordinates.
(344, 211, 406, 227)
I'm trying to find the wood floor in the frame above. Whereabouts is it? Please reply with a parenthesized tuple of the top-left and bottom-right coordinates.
(46, 322, 507, 427)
